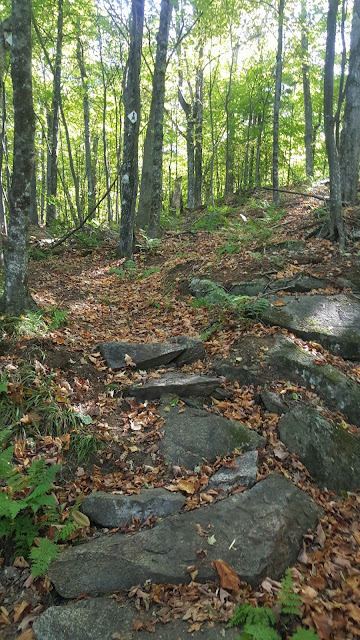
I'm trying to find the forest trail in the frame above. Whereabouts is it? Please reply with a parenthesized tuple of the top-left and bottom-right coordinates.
(2, 194, 360, 640)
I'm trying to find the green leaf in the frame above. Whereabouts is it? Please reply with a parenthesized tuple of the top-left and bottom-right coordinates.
(75, 412, 93, 425)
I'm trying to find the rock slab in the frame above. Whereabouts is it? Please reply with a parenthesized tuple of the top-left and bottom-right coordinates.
(81, 488, 186, 528)
(33, 597, 239, 640)
(48, 473, 322, 598)
(261, 294, 360, 360)
(159, 405, 265, 469)
(99, 336, 205, 371)
(129, 373, 221, 401)
(278, 406, 360, 492)
(208, 450, 258, 491)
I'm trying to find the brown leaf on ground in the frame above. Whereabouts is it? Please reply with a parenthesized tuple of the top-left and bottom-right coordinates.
(211, 559, 241, 592)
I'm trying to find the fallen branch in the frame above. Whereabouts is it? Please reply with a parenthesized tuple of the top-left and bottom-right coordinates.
(261, 186, 326, 202)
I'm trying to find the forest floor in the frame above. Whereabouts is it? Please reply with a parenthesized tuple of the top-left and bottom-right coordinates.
(1, 190, 360, 639)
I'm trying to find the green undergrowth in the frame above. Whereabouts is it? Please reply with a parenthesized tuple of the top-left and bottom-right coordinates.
(0, 305, 68, 339)
(190, 279, 268, 333)
(109, 260, 161, 281)
(0, 429, 85, 577)
(69, 431, 104, 462)
(0, 360, 91, 437)
(228, 569, 319, 640)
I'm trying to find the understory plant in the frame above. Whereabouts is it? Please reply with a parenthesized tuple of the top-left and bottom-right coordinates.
(190, 279, 269, 321)
(0, 359, 92, 437)
(0, 429, 83, 576)
(227, 569, 319, 640)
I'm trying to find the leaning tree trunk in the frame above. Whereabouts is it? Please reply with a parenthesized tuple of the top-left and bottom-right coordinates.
(340, 0, 360, 204)
(46, 0, 63, 224)
(301, 0, 314, 179)
(273, 0, 285, 204)
(119, 0, 145, 258)
(324, 0, 345, 250)
(2, 0, 36, 314)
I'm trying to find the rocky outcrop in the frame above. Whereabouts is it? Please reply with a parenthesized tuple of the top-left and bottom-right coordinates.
(278, 406, 360, 492)
(158, 405, 265, 469)
(99, 336, 205, 370)
(47, 473, 322, 598)
(80, 488, 186, 528)
(261, 294, 360, 360)
(128, 372, 221, 401)
(33, 598, 240, 640)
(207, 450, 258, 491)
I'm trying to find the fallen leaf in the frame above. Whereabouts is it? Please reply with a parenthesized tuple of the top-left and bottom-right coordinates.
(16, 630, 35, 640)
(72, 510, 90, 527)
(177, 479, 198, 494)
(312, 611, 332, 640)
(211, 559, 240, 592)
(125, 353, 136, 368)
(13, 556, 30, 568)
(207, 534, 216, 546)
(13, 601, 31, 623)
(133, 620, 143, 631)
(274, 300, 286, 306)
(347, 603, 360, 623)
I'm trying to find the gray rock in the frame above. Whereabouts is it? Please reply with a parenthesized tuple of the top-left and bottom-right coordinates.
(168, 335, 206, 366)
(208, 450, 258, 491)
(229, 278, 269, 297)
(33, 598, 239, 640)
(278, 406, 360, 492)
(159, 405, 265, 469)
(80, 488, 186, 528)
(260, 388, 290, 415)
(99, 342, 184, 370)
(213, 335, 360, 427)
(269, 336, 360, 426)
(261, 294, 360, 360)
(266, 241, 306, 253)
(128, 373, 221, 402)
(266, 275, 328, 294)
(47, 474, 322, 598)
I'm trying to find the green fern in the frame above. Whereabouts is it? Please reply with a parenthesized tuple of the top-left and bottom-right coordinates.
(227, 569, 319, 640)
(277, 568, 302, 615)
(29, 538, 60, 577)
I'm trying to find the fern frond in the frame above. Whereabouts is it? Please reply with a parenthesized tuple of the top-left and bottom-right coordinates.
(291, 630, 319, 640)
(54, 519, 78, 542)
(29, 538, 60, 577)
(241, 624, 280, 640)
(277, 569, 302, 615)
(13, 513, 40, 557)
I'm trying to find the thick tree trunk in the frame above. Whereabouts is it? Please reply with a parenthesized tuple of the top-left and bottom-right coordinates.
(76, 34, 95, 219)
(301, 0, 314, 179)
(138, 0, 172, 235)
(119, 0, 144, 258)
(324, 0, 345, 250)
(46, 0, 63, 224)
(340, 0, 360, 204)
(225, 43, 238, 197)
(178, 88, 195, 209)
(99, 32, 112, 224)
(272, 0, 285, 204)
(3, 0, 36, 314)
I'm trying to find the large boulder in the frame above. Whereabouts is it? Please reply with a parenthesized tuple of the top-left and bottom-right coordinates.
(80, 488, 186, 528)
(260, 294, 360, 360)
(99, 336, 205, 371)
(33, 598, 239, 640)
(47, 473, 322, 598)
(158, 405, 265, 469)
(128, 373, 221, 402)
(207, 450, 258, 491)
(229, 274, 327, 297)
(278, 406, 360, 492)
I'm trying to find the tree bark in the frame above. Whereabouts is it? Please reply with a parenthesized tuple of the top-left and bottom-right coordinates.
(194, 48, 203, 207)
(2, 0, 36, 314)
(119, 0, 144, 258)
(272, 0, 285, 203)
(138, 0, 172, 236)
(46, 0, 63, 224)
(76, 32, 96, 220)
(301, 0, 314, 179)
(340, 0, 360, 204)
(324, 0, 345, 250)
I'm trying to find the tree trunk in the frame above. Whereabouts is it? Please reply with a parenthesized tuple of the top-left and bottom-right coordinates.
(178, 88, 195, 208)
(76, 33, 95, 220)
(272, 0, 285, 203)
(324, 0, 345, 250)
(98, 30, 112, 224)
(194, 49, 203, 207)
(301, 0, 314, 179)
(119, 0, 144, 258)
(225, 41, 238, 197)
(340, 0, 360, 204)
(138, 0, 172, 235)
(2, 0, 36, 314)
(46, 0, 63, 224)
